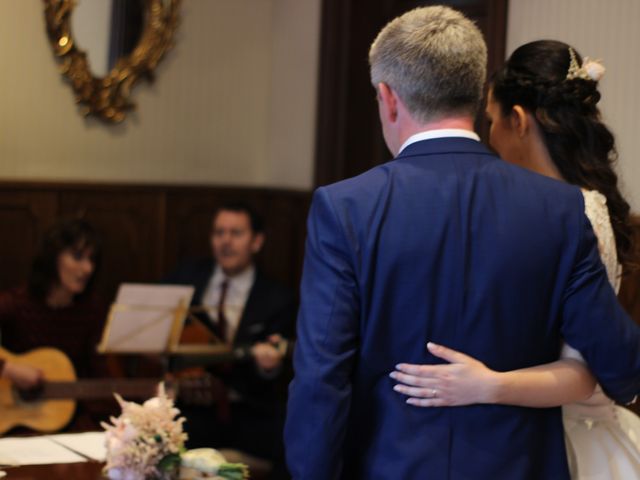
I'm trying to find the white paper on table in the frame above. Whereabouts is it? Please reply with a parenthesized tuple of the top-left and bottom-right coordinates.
(99, 283, 194, 353)
(0, 436, 87, 465)
(47, 431, 107, 461)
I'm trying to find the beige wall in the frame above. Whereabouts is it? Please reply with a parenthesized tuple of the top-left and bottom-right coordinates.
(507, 0, 640, 211)
(0, 0, 320, 190)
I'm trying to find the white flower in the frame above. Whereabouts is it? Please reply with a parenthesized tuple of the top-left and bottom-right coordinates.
(583, 59, 605, 82)
(143, 397, 161, 409)
(566, 49, 606, 83)
(106, 467, 146, 480)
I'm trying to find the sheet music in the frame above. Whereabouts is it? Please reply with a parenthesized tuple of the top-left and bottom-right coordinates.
(47, 431, 106, 461)
(0, 436, 87, 465)
(99, 283, 194, 353)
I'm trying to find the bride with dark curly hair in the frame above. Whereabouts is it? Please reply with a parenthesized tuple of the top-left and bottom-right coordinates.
(391, 40, 640, 479)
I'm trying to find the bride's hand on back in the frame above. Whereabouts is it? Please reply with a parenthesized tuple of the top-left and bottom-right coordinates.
(390, 342, 500, 407)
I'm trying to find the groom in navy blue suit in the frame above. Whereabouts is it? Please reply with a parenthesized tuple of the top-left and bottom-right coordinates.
(284, 6, 640, 480)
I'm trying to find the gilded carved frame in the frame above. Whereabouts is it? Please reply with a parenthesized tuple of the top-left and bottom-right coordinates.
(43, 0, 181, 123)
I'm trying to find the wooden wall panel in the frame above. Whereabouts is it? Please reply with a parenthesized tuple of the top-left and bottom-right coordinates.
(617, 217, 640, 322)
(0, 190, 58, 291)
(256, 190, 310, 289)
(0, 182, 310, 304)
(618, 217, 640, 414)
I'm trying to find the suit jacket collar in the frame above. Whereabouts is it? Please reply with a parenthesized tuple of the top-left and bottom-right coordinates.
(192, 259, 215, 305)
(233, 269, 267, 344)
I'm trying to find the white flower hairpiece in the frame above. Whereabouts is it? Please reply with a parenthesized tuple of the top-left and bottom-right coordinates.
(566, 47, 605, 82)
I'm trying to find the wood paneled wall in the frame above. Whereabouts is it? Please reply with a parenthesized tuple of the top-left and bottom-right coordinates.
(0, 182, 311, 303)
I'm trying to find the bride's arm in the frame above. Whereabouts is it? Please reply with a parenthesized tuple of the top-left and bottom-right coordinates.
(391, 342, 596, 407)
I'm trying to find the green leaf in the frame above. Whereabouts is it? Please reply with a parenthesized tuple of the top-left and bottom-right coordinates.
(217, 462, 250, 480)
(158, 453, 181, 472)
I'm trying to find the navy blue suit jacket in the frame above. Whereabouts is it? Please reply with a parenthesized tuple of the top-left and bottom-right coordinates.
(285, 138, 640, 479)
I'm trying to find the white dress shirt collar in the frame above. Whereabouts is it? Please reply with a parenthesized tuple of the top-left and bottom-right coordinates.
(205, 264, 256, 342)
(212, 264, 256, 292)
(398, 129, 480, 154)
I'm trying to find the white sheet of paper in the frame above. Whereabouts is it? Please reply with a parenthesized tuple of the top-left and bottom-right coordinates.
(0, 436, 87, 465)
(100, 283, 194, 352)
(47, 431, 107, 461)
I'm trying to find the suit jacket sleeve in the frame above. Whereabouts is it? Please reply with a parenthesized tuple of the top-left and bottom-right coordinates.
(285, 188, 360, 480)
(562, 210, 640, 403)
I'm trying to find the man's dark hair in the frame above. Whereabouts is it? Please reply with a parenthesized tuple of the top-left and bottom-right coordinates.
(214, 201, 264, 234)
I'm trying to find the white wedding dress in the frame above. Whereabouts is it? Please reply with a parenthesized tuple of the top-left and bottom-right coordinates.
(561, 189, 640, 479)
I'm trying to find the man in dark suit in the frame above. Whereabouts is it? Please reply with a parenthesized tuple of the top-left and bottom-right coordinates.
(165, 202, 295, 475)
(284, 6, 640, 480)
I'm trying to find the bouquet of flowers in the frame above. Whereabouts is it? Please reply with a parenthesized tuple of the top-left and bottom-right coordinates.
(102, 384, 249, 480)
(102, 384, 187, 480)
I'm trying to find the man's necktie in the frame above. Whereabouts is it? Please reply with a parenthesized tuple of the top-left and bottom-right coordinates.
(217, 279, 229, 343)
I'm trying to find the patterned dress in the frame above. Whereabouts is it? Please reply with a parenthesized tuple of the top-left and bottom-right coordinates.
(561, 190, 640, 479)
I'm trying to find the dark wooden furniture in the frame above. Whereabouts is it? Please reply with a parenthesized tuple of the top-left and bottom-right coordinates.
(4, 462, 104, 479)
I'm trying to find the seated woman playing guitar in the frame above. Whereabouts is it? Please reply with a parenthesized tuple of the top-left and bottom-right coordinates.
(0, 217, 111, 431)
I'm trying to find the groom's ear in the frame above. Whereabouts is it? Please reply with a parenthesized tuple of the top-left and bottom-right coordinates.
(377, 82, 399, 123)
(510, 105, 528, 137)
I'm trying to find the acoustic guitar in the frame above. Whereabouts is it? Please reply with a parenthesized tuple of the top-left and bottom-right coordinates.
(0, 343, 263, 435)
(0, 338, 289, 435)
(0, 347, 169, 435)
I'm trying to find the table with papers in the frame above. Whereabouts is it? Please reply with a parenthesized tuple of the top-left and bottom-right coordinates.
(0, 432, 106, 479)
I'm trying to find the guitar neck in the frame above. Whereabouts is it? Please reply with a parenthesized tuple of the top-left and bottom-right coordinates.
(37, 379, 160, 401)
(169, 344, 252, 368)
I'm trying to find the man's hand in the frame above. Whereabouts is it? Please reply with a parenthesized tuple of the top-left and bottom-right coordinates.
(2, 362, 44, 390)
(251, 334, 286, 372)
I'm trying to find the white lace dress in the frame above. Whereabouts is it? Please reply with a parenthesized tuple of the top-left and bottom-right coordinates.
(561, 189, 640, 479)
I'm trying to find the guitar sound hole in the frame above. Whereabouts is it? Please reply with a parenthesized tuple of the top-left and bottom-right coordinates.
(17, 384, 44, 402)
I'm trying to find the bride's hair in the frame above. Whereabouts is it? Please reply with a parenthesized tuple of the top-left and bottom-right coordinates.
(491, 39, 633, 270)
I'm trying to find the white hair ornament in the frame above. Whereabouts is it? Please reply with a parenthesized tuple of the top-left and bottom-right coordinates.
(566, 47, 605, 82)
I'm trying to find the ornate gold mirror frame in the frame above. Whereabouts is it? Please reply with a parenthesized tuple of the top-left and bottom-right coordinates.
(43, 0, 181, 123)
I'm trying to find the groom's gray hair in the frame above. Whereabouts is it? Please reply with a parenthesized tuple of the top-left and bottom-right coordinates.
(369, 5, 487, 122)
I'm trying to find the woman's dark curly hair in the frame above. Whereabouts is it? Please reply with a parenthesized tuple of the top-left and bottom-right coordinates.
(28, 218, 101, 302)
(491, 39, 633, 271)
